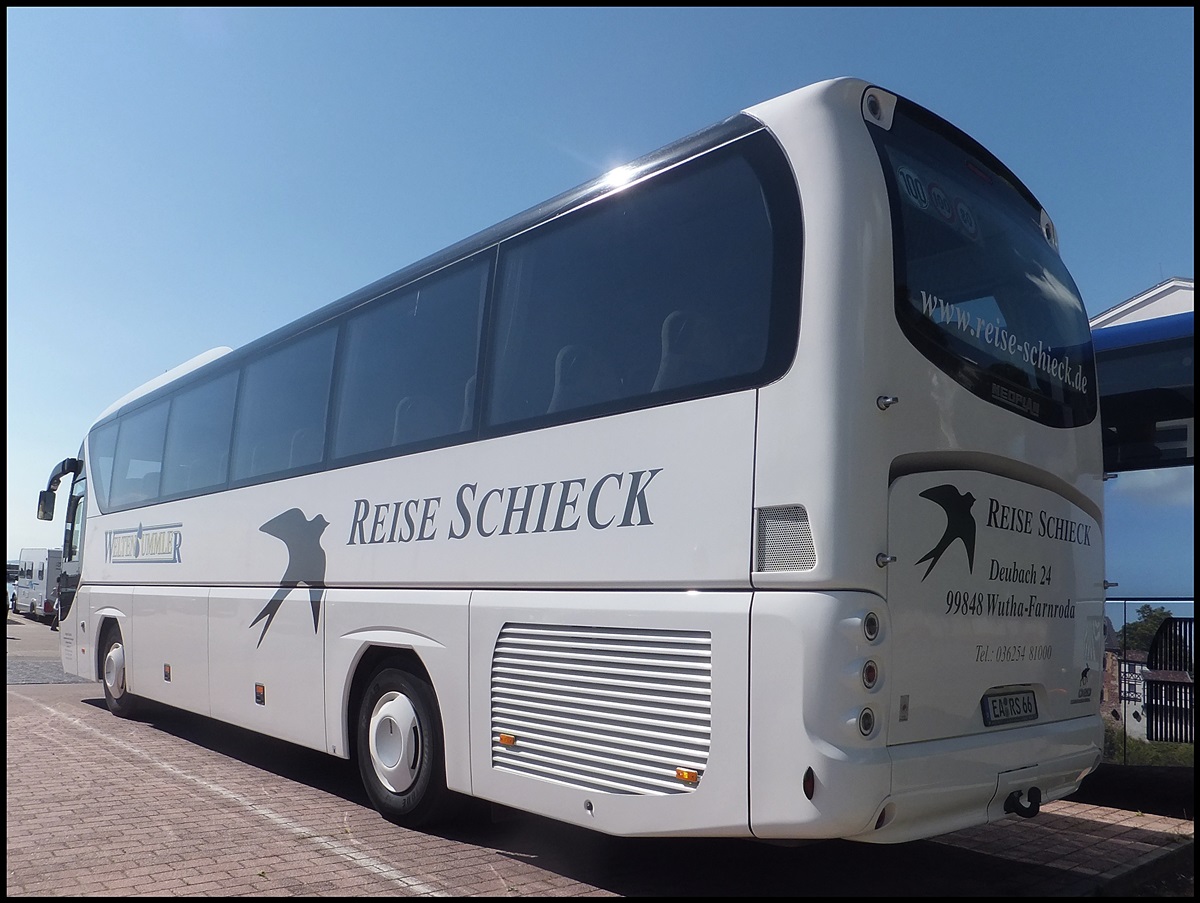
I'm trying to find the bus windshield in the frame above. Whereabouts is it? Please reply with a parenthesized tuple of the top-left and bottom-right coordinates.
(870, 97, 1097, 429)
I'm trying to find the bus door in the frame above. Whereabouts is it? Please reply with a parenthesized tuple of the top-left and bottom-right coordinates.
(58, 470, 88, 677)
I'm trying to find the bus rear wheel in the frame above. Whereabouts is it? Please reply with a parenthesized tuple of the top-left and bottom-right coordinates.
(355, 666, 461, 827)
(100, 622, 139, 718)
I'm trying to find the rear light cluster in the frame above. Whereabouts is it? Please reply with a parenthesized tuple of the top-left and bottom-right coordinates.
(859, 611, 882, 738)
(806, 609, 886, 803)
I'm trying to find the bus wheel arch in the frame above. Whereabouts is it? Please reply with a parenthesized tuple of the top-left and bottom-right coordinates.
(352, 650, 462, 827)
(98, 618, 139, 719)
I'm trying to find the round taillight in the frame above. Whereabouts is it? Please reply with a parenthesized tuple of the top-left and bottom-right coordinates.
(858, 707, 875, 737)
(862, 660, 879, 689)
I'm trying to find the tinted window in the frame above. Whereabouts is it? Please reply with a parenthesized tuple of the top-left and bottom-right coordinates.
(81, 129, 802, 507)
(231, 327, 337, 481)
(333, 257, 488, 460)
(485, 133, 799, 429)
(89, 421, 118, 512)
(870, 96, 1097, 428)
(108, 399, 169, 509)
(161, 371, 238, 495)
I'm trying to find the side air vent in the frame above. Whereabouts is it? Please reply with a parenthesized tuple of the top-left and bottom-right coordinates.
(490, 623, 712, 795)
(755, 504, 817, 571)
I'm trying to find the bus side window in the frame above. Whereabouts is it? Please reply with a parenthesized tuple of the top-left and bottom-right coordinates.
(161, 371, 237, 496)
(108, 398, 169, 509)
(331, 255, 487, 461)
(231, 326, 336, 482)
(486, 141, 780, 430)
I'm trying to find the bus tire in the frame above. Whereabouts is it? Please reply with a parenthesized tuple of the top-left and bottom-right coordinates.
(356, 666, 461, 828)
(100, 622, 139, 719)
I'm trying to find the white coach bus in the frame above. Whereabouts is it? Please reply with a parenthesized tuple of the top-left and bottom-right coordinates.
(38, 77, 1106, 844)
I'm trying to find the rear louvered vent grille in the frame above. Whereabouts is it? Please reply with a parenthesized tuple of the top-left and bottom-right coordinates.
(490, 623, 712, 795)
(756, 504, 817, 571)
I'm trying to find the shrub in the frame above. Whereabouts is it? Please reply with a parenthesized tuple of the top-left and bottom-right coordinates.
(1103, 720, 1195, 766)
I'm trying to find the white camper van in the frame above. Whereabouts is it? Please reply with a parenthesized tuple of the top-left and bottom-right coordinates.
(12, 548, 62, 622)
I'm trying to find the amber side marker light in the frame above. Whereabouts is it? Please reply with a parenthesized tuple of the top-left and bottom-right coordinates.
(675, 767, 700, 784)
(498, 733, 516, 746)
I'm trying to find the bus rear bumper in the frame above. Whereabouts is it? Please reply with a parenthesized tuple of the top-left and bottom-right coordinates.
(852, 715, 1103, 844)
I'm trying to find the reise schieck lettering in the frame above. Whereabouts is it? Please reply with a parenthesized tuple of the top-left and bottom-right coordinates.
(346, 468, 664, 545)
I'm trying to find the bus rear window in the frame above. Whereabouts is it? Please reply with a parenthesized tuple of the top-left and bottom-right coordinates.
(870, 96, 1098, 428)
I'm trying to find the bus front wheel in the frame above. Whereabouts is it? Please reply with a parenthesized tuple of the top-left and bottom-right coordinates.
(100, 623, 139, 718)
(355, 666, 460, 827)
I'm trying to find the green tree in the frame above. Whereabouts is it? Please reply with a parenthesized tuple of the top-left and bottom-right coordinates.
(1117, 604, 1174, 654)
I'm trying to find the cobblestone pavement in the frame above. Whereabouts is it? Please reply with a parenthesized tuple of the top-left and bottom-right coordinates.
(7, 612, 1193, 897)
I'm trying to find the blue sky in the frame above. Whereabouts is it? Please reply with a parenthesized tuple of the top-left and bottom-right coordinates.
(6, 8, 1194, 603)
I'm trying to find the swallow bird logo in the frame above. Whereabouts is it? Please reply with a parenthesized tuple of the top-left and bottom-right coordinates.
(915, 484, 977, 580)
(251, 508, 329, 647)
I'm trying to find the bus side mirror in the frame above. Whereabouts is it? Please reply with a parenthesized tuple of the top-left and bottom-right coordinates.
(37, 490, 55, 522)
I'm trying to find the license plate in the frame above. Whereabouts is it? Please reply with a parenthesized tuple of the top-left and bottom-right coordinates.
(981, 689, 1038, 726)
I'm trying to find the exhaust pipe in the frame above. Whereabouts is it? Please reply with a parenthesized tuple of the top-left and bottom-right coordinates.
(1004, 786, 1042, 818)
